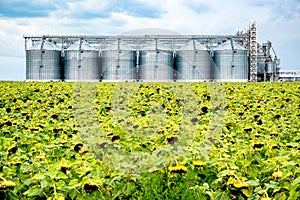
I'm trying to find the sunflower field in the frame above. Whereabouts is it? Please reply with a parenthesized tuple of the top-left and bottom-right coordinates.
(0, 82, 299, 200)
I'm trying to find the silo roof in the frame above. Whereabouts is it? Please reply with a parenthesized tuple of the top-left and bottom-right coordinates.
(180, 40, 207, 51)
(214, 40, 246, 51)
(102, 41, 134, 51)
(29, 40, 60, 50)
(66, 40, 96, 51)
(141, 42, 170, 51)
(121, 28, 180, 36)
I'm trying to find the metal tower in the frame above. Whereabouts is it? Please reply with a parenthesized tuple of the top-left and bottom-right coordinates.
(249, 21, 258, 82)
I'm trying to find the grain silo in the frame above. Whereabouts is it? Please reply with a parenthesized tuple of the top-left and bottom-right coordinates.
(64, 39, 99, 81)
(101, 40, 137, 81)
(257, 59, 265, 75)
(24, 21, 281, 82)
(175, 39, 211, 81)
(26, 40, 61, 81)
(266, 61, 276, 74)
(139, 40, 174, 81)
(213, 40, 248, 81)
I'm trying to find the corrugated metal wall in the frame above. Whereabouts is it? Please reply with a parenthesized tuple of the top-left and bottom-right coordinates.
(24, 38, 256, 82)
(213, 40, 248, 81)
(139, 50, 173, 81)
(26, 45, 61, 80)
(101, 50, 136, 81)
(63, 40, 99, 81)
(176, 40, 211, 81)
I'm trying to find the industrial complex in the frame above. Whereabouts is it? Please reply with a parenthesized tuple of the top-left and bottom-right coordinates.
(24, 21, 295, 82)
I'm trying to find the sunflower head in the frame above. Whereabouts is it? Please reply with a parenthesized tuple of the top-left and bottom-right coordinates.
(168, 165, 187, 174)
(272, 171, 282, 179)
(252, 142, 265, 149)
(166, 135, 178, 145)
(0, 180, 16, 190)
(227, 177, 249, 189)
(193, 160, 207, 168)
(7, 145, 18, 154)
(83, 182, 99, 192)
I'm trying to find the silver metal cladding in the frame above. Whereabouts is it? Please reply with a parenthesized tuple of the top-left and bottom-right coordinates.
(64, 40, 99, 81)
(176, 40, 211, 81)
(26, 40, 61, 81)
(139, 41, 174, 81)
(213, 40, 248, 81)
(101, 41, 137, 81)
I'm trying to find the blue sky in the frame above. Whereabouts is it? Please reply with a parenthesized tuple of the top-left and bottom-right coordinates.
(0, 0, 299, 80)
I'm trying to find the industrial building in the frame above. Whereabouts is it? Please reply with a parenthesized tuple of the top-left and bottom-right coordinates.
(278, 70, 300, 82)
(24, 21, 280, 82)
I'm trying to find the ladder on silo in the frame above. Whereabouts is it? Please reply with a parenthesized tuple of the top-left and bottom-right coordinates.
(249, 21, 258, 82)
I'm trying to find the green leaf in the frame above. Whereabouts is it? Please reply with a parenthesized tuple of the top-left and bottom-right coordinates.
(23, 185, 42, 197)
(31, 173, 45, 180)
(246, 179, 260, 187)
(46, 168, 57, 179)
(24, 178, 34, 186)
(55, 171, 68, 179)
(254, 187, 266, 195)
(75, 167, 90, 177)
(265, 181, 279, 189)
(56, 180, 66, 189)
(214, 191, 230, 200)
(69, 189, 78, 199)
(68, 179, 79, 186)
(6, 190, 19, 200)
(68, 179, 81, 190)
(40, 179, 49, 189)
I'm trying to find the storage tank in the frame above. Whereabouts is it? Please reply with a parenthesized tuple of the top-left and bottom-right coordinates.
(26, 40, 61, 81)
(176, 40, 211, 81)
(266, 61, 276, 74)
(139, 41, 173, 81)
(101, 41, 136, 81)
(64, 39, 99, 81)
(257, 58, 265, 75)
(213, 40, 248, 81)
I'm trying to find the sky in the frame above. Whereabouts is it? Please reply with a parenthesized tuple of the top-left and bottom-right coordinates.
(0, 0, 299, 81)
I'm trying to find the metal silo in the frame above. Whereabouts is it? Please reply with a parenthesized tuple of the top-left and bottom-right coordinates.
(64, 39, 99, 81)
(139, 40, 173, 81)
(101, 40, 137, 81)
(176, 39, 211, 81)
(266, 61, 276, 74)
(213, 40, 248, 81)
(257, 58, 265, 75)
(26, 40, 61, 81)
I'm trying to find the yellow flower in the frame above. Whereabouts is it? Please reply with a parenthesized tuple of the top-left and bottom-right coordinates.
(272, 171, 282, 179)
(48, 196, 65, 200)
(193, 160, 207, 168)
(228, 177, 249, 188)
(260, 197, 271, 200)
(7, 145, 18, 154)
(0, 180, 16, 190)
(233, 179, 249, 188)
(168, 165, 188, 173)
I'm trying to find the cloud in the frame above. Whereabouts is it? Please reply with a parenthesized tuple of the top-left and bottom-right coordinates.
(0, 0, 62, 18)
(50, 0, 165, 20)
(0, 0, 165, 19)
(181, 0, 212, 14)
(272, 1, 300, 22)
